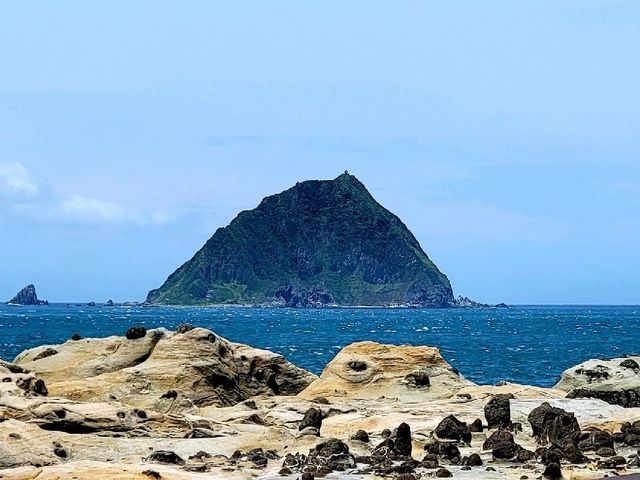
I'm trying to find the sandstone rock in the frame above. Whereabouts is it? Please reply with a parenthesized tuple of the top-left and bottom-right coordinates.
(4, 336, 640, 480)
(555, 356, 640, 407)
(14, 330, 166, 382)
(14, 328, 316, 411)
(298, 341, 473, 401)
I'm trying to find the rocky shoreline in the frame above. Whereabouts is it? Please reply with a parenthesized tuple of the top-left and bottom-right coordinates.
(1, 326, 640, 479)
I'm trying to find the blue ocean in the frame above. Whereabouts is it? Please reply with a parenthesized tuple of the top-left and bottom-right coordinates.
(1, 304, 638, 387)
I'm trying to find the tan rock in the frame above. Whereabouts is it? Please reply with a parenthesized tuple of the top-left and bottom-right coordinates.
(14, 330, 165, 383)
(554, 356, 640, 407)
(0, 461, 250, 480)
(457, 382, 567, 400)
(4, 334, 640, 479)
(298, 341, 473, 401)
(15, 327, 316, 411)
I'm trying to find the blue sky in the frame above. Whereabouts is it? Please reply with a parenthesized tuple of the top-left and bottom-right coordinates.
(1, 1, 638, 304)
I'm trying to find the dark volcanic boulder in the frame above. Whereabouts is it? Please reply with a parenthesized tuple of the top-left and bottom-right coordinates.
(307, 439, 355, 471)
(596, 446, 616, 457)
(424, 441, 461, 462)
(516, 449, 535, 463)
(469, 418, 483, 432)
(543, 462, 562, 479)
(435, 468, 452, 477)
(620, 359, 640, 370)
(465, 453, 482, 466)
(351, 430, 370, 443)
(492, 441, 520, 460)
(146, 173, 454, 307)
(578, 429, 614, 451)
(125, 326, 147, 340)
(7, 284, 48, 306)
(483, 429, 514, 450)
(558, 440, 589, 464)
(145, 450, 185, 465)
(299, 407, 323, 431)
(566, 387, 640, 408)
(539, 440, 588, 465)
(528, 402, 581, 444)
(434, 415, 471, 443)
(484, 394, 512, 429)
(394, 422, 412, 457)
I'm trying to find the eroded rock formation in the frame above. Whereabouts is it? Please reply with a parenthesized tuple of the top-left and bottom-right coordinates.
(2, 333, 640, 479)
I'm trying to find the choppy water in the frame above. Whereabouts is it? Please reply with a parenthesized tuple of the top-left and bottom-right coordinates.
(1, 304, 638, 387)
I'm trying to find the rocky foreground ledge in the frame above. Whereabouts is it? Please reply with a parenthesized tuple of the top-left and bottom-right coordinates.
(1, 327, 640, 480)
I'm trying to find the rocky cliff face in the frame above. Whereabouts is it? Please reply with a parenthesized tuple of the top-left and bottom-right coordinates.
(147, 173, 454, 307)
(7, 284, 48, 305)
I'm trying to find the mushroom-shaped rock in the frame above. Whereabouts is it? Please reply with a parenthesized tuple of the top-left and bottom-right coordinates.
(298, 341, 473, 401)
(554, 356, 640, 407)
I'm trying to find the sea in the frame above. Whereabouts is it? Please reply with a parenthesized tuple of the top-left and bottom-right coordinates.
(1, 304, 638, 387)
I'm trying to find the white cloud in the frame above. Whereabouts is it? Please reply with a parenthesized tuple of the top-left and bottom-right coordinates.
(0, 162, 41, 199)
(58, 194, 127, 222)
(0, 163, 174, 227)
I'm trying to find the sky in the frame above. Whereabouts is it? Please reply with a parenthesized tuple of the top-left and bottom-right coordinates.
(0, 1, 639, 304)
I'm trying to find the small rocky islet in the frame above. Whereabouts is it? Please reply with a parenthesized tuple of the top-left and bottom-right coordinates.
(1, 326, 640, 479)
(6, 285, 48, 306)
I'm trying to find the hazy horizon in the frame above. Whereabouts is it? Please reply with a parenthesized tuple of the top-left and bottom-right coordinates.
(1, 1, 639, 304)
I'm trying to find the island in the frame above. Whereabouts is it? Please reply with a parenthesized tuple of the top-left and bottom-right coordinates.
(147, 173, 456, 307)
(6, 284, 49, 306)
